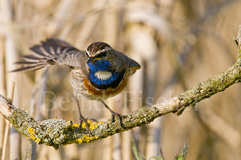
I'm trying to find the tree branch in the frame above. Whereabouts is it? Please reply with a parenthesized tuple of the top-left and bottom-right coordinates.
(1, 25, 241, 149)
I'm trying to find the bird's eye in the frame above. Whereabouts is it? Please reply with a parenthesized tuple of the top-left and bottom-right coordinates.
(101, 52, 107, 58)
(95, 51, 107, 59)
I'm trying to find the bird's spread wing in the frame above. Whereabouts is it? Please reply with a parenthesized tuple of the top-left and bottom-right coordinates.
(12, 38, 87, 72)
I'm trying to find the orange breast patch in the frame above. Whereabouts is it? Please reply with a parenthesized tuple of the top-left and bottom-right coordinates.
(83, 75, 128, 98)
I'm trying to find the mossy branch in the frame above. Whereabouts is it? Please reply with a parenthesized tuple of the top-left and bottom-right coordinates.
(1, 25, 241, 149)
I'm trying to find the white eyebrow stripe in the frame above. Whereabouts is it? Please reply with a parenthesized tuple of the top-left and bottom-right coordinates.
(96, 47, 112, 55)
(86, 50, 90, 57)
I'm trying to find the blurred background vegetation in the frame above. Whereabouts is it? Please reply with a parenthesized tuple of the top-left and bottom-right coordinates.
(0, 0, 241, 159)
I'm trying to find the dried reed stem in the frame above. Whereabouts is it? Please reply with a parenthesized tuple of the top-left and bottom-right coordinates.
(0, 35, 6, 158)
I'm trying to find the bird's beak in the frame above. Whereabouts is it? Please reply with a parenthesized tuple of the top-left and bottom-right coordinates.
(87, 57, 94, 63)
(87, 57, 101, 63)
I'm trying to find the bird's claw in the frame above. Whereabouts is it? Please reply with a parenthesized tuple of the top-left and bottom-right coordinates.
(111, 112, 125, 128)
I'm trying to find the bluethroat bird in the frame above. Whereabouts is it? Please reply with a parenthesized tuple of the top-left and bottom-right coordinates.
(13, 38, 141, 129)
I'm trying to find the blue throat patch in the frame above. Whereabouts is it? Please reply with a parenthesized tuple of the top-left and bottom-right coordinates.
(87, 60, 125, 89)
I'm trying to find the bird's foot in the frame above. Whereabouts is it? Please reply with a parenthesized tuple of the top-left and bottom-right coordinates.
(111, 112, 125, 128)
(101, 101, 125, 128)
(79, 115, 90, 132)
(79, 116, 98, 133)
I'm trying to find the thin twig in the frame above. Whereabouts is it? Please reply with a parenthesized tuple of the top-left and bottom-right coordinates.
(1, 82, 15, 160)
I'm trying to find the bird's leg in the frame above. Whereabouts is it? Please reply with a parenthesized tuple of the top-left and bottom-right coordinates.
(74, 97, 90, 132)
(101, 101, 124, 128)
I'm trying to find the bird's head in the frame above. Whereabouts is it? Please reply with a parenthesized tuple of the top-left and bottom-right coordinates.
(86, 42, 113, 58)
(86, 42, 116, 72)
(86, 42, 141, 75)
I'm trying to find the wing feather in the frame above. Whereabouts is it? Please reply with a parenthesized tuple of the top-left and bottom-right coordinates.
(13, 38, 87, 72)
